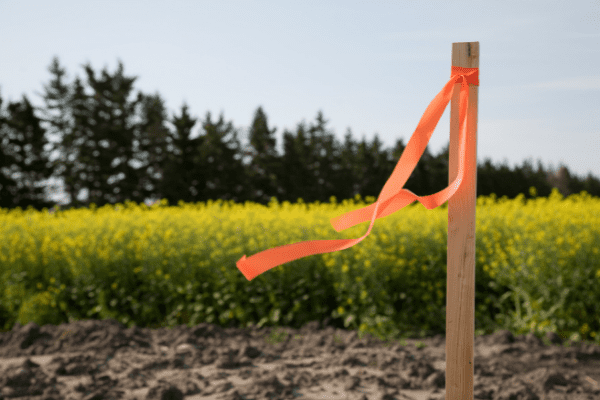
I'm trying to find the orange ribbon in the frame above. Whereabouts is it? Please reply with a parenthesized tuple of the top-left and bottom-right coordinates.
(236, 66, 479, 281)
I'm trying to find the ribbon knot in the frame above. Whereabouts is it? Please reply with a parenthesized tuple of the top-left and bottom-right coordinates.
(452, 66, 479, 86)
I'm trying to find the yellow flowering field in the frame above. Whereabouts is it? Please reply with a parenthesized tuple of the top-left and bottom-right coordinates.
(1, 187, 599, 345)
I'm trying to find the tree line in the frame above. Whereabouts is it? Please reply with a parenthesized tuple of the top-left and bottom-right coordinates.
(1, 56, 598, 213)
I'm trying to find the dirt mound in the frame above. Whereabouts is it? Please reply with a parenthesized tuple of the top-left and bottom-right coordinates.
(0, 317, 599, 399)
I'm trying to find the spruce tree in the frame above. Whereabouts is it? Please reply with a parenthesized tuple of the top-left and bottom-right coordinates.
(78, 60, 146, 208)
(131, 92, 173, 206)
(0, 94, 56, 211)
(37, 57, 87, 209)
(305, 110, 344, 203)
(245, 106, 283, 205)
(279, 122, 314, 204)
(154, 103, 204, 206)
(196, 111, 248, 204)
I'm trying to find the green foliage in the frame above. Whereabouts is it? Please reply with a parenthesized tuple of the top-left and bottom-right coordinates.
(0, 190, 599, 346)
(17, 291, 64, 327)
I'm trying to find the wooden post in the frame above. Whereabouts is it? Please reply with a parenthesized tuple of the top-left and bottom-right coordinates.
(446, 42, 479, 399)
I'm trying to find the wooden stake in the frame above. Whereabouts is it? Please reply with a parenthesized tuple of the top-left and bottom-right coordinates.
(446, 42, 479, 400)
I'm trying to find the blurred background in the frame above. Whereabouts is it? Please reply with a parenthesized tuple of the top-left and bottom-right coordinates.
(0, 0, 598, 212)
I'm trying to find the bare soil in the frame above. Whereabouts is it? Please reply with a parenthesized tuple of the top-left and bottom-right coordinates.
(1, 317, 600, 400)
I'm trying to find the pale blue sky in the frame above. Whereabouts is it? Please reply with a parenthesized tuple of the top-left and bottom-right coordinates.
(1, 0, 599, 206)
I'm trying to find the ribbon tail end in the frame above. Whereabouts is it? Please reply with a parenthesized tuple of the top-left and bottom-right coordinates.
(236, 255, 255, 281)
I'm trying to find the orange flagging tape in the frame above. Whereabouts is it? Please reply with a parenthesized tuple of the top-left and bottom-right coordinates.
(236, 66, 479, 281)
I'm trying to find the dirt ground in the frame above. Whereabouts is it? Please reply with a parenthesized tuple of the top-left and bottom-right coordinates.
(1, 316, 600, 400)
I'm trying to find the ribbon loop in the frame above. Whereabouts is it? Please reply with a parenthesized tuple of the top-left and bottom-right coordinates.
(236, 67, 479, 281)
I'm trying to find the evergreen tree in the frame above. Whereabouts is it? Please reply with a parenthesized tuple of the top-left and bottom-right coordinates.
(335, 128, 363, 201)
(0, 94, 18, 210)
(370, 134, 397, 198)
(37, 57, 161, 209)
(580, 173, 600, 197)
(304, 111, 344, 203)
(348, 136, 370, 199)
(63, 76, 101, 208)
(0, 94, 56, 211)
(244, 106, 283, 205)
(424, 140, 450, 197)
(153, 103, 204, 206)
(196, 111, 248, 204)
(350, 133, 393, 201)
(513, 157, 538, 200)
(36, 57, 87, 209)
(409, 142, 437, 196)
(130, 92, 173, 205)
(11, 58, 598, 208)
(278, 122, 314, 204)
(387, 137, 407, 185)
(78, 60, 144, 208)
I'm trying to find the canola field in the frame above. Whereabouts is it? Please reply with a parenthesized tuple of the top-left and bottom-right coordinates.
(1, 187, 599, 344)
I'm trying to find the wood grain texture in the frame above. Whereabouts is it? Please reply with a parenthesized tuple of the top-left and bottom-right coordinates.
(446, 41, 479, 400)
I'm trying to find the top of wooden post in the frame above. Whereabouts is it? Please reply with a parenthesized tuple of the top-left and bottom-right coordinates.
(452, 42, 479, 69)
